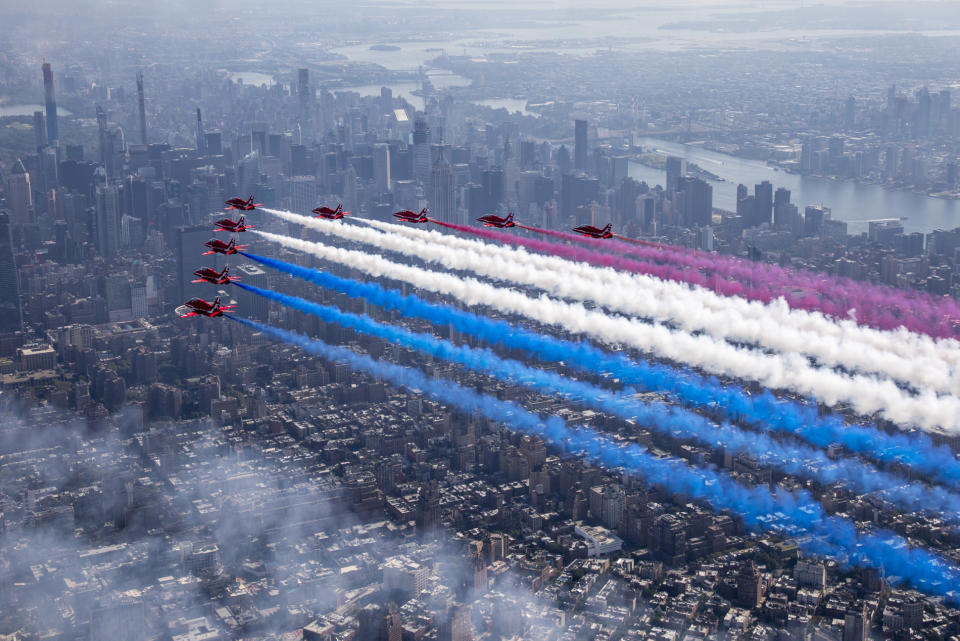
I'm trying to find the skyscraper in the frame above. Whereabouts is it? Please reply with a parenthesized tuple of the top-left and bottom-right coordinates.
(237, 152, 260, 197)
(413, 117, 431, 186)
(32, 111, 47, 150)
(195, 109, 206, 155)
(804, 205, 830, 237)
(556, 145, 571, 175)
(42, 62, 58, 144)
(430, 152, 455, 222)
(666, 156, 686, 192)
(574, 119, 588, 171)
(754, 180, 773, 227)
(679, 176, 712, 227)
(289, 175, 319, 214)
(774, 187, 791, 207)
(374, 143, 391, 194)
(233, 264, 269, 321)
(95, 184, 121, 258)
(205, 132, 222, 155)
(41, 146, 59, 192)
(297, 68, 311, 139)
(737, 560, 762, 609)
(97, 106, 126, 178)
(416, 480, 440, 539)
(773, 187, 791, 225)
(0, 212, 23, 333)
(843, 606, 868, 641)
(6, 159, 32, 224)
(136, 72, 148, 145)
(298, 68, 310, 111)
(384, 605, 402, 641)
(472, 549, 488, 594)
(916, 87, 931, 137)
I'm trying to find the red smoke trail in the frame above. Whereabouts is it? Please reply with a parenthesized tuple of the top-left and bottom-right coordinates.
(525, 226, 960, 336)
(432, 220, 960, 339)
(612, 233, 663, 249)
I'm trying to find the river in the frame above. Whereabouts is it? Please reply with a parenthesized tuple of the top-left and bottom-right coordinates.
(327, 12, 960, 234)
(0, 104, 72, 118)
(629, 138, 960, 235)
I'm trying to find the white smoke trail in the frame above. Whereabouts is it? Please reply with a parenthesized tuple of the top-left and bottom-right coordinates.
(262, 208, 960, 395)
(360, 219, 960, 368)
(356, 219, 960, 393)
(360, 218, 960, 367)
(252, 224, 960, 434)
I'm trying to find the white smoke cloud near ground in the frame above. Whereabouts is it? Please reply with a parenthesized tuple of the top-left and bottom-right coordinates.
(253, 223, 960, 434)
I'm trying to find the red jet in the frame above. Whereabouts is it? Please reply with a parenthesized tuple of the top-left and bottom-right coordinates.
(214, 215, 254, 233)
(180, 296, 236, 318)
(203, 238, 247, 255)
(573, 223, 614, 239)
(313, 203, 350, 219)
(393, 208, 430, 223)
(224, 196, 262, 211)
(477, 212, 515, 228)
(192, 266, 238, 285)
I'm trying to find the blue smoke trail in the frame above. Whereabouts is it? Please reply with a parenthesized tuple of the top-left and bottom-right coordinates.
(235, 280, 960, 520)
(239, 251, 960, 488)
(226, 314, 960, 599)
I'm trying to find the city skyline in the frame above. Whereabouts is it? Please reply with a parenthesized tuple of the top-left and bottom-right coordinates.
(3, 2, 960, 641)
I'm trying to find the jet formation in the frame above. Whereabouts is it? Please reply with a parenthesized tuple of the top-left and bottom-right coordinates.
(186, 199, 353, 317)
(184, 199, 648, 320)
(183, 195, 262, 317)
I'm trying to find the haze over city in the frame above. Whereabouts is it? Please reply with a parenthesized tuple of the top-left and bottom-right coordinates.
(2, 1, 960, 640)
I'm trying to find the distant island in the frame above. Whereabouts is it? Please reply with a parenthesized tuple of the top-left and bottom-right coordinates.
(370, 44, 401, 51)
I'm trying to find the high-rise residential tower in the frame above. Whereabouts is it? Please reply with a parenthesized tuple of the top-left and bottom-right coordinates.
(42, 62, 58, 144)
(0, 212, 23, 333)
(136, 72, 147, 144)
(32, 111, 47, 150)
(195, 108, 206, 155)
